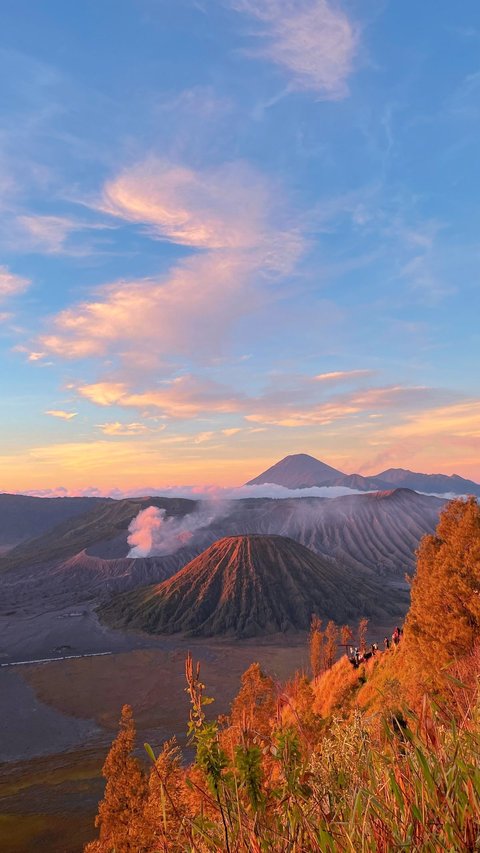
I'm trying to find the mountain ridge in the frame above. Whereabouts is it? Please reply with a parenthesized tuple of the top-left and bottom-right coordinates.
(0, 488, 444, 621)
(0, 493, 110, 550)
(247, 454, 480, 496)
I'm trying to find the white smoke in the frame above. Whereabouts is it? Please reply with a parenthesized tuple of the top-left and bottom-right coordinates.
(127, 501, 233, 558)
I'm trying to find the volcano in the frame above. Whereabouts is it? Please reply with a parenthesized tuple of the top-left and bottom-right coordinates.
(246, 454, 344, 488)
(246, 453, 480, 496)
(100, 534, 402, 638)
(245, 453, 392, 491)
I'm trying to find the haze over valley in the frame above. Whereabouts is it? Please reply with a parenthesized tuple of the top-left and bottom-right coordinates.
(2, 454, 453, 849)
(0, 452, 463, 783)
(0, 454, 471, 667)
(1, 470, 479, 851)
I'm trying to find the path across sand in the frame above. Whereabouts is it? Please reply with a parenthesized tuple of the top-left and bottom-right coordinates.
(1, 651, 112, 668)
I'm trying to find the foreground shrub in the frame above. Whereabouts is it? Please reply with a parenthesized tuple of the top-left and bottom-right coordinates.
(405, 496, 480, 694)
(86, 655, 480, 852)
(86, 498, 480, 851)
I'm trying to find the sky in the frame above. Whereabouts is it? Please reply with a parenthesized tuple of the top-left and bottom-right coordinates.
(1, 0, 479, 494)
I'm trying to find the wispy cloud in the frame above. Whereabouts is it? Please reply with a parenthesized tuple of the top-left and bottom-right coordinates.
(100, 157, 302, 266)
(232, 0, 358, 99)
(361, 400, 480, 475)
(37, 157, 303, 367)
(389, 400, 480, 441)
(75, 369, 445, 435)
(39, 253, 260, 362)
(245, 384, 444, 427)
(315, 369, 373, 382)
(78, 375, 245, 418)
(14, 213, 115, 256)
(17, 214, 77, 254)
(0, 266, 31, 299)
(97, 421, 154, 436)
(45, 409, 78, 420)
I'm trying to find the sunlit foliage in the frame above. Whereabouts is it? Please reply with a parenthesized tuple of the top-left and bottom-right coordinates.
(405, 496, 480, 692)
(85, 498, 480, 851)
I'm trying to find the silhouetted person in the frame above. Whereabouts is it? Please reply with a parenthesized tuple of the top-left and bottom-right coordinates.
(384, 636, 390, 650)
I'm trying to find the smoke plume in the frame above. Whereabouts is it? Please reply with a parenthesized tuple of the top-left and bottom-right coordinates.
(127, 502, 232, 558)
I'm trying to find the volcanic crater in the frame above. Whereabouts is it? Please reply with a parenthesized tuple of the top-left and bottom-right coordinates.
(100, 534, 403, 638)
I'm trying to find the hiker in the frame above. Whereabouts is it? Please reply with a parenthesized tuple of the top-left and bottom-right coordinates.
(384, 636, 390, 650)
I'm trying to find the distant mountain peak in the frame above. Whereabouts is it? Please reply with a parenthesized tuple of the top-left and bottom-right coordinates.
(246, 454, 345, 488)
(246, 455, 480, 497)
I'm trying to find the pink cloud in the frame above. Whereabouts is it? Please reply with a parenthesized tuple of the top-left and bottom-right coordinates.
(97, 421, 154, 436)
(39, 252, 259, 361)
(76, 371, 447, 433)
(244, 384, 448, 427)
(78, 375, 246, 419)
(0, 266, 31, 299)
(102, 159, 274, 251)
(245, 401, 359, 427)
(314, 369, 374, 382)
(44, 410, 78, 420)
(232, 0, 358, 99)
(38, 158, 303, 366)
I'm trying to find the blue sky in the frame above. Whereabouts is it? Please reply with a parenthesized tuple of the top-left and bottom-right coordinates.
(1, 0, 479, 492)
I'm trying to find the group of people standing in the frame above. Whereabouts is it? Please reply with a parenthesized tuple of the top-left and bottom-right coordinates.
(348, 625, 403, 668)
(384, 625, 403, 649)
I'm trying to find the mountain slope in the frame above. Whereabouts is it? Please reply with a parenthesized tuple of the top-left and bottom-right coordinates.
(376, 468, 480, 497)
(0, 494, 109, 550)
(246, 454, 345, 488)
(0, 490, 444, 613)
(101, 535, 404, 638)
(332, 473, 393, 491)
(0, 496, 197, 573)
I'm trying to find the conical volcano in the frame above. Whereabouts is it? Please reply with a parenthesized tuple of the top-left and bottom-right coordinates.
(246, 453, 344, 488)
(100, 535, 399, 638)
